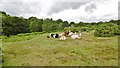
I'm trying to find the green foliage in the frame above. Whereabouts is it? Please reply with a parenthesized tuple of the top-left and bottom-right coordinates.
(42, 18, 54, 32)
(64, 26, 92, 32)
(94, 23, 119, 37)
(114, 25, 120, 35)
(29, 17, 43, 32)
(2, 32, 44, 42)
(80, 27, 92, 32)
(63, 27, 80, 32)
(42, 18, 69, 32)
(69, 22, 75, 27)
(75, 22, 84, 27)
(1, 11, 120, 37)
(1, 35, 32, 42)
(2, 12, 29, 37)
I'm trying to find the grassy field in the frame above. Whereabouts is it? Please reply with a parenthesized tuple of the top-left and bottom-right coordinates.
(1, 32, 118, 66)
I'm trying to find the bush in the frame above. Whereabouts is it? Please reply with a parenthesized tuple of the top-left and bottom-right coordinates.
(80, 27, 92, 32)
(63, 27, 80, 32)
(94, 23, 118, 37)
(63, 27, 92, 32)
(17, 32, 45, 36)
(17, 33, 31, 36)
(114, 25, 120, 35)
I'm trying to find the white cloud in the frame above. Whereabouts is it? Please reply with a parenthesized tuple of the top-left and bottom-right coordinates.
(0, 0, 55, 18)
(92, 0, 118, 20)
(0, 0, 119, 22)
(47, 0, 119, 22)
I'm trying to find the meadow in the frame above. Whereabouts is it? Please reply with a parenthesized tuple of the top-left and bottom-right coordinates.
(1, 32, 118, 66)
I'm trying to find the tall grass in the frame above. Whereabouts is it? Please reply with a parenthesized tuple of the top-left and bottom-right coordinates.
(1, 32, 45, 42)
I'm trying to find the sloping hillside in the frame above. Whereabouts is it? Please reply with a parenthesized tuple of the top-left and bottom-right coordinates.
(2, 32, 118, 66)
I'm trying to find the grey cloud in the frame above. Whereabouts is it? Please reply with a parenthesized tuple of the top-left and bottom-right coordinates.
(118, 1, 120, 19)
(0, 0, 117, 22)
(0, 1, 92, 17)
(58, 0, 107, 2)
(85, 3, 97, 13)
(104, 14, 113, 17)
(48, 2, 87, 15)
(0, 2, 42, 16)
(0, 0, 109, 2)
(80, 16, 110, 22)
(1, 2, 23, 15)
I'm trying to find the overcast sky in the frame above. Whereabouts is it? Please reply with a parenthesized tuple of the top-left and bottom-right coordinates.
(0, 0, 119, 23)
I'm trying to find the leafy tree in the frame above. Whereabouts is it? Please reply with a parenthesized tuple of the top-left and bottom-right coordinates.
(42, 18, 54, 32)
(2, 16, 29, 37)
(63, 21, 69, 27)
(69, 22, 75, 27)
(28, 17, 43, 32)
(56, 19, 63, 23)
(42, 18, 68, 32)
(1, 11, 29, 36)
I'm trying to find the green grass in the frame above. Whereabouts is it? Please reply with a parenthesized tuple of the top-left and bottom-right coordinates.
(1, 32, 45, 42)
(1, 32, 118, 66)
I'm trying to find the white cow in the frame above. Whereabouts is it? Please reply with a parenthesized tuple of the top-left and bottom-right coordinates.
(71, 35, 80, 39)
(59, 36, 67, 40)
(71, 32, 81, 39)
(68, 31, 73, 36)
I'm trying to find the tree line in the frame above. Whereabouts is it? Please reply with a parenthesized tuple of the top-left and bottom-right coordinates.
(0, 11, 120, 37)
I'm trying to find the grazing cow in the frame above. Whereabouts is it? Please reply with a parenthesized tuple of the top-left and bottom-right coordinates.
(59, 36, 66, 40)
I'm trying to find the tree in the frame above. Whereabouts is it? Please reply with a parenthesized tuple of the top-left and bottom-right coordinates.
(56, 19, 63, 23)
(28, 17, 43, 32)
(42, 18, 54, 32)
(2, 16, 29, 37)
(63, 21, 69, 27)
(1, 11, 29, 36)
(75, 22, 84, 27)
(69, 22, 75, 27)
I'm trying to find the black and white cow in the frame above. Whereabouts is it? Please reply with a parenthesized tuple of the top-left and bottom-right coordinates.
(47, 33, 59, 38)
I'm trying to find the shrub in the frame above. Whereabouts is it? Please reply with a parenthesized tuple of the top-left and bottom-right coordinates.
(80, 27, 92, 32)
(114, 25, 120, 35)
(63, 27, 80, 32)
(94, 23, 118, 37)
(63, 26, 92, 32)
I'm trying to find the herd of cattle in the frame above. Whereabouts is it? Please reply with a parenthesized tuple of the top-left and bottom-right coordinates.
(47, 31, 82, 40)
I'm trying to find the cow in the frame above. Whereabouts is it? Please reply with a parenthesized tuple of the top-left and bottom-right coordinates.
(59, 36, 67, 40)
(71, 32, 81, 39)
(51, 34, 59, 38)
(47, 31, 82, 40)
(68, 31, 73, 36)
(71, 34, 80, 39)
(47, 33, 59, 38)
(59, 31, 69, 37)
